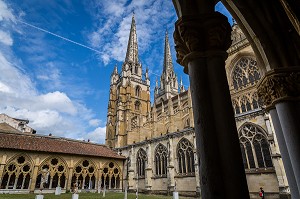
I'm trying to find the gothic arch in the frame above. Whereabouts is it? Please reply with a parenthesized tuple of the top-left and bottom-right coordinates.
(72, 159, 97, 190)
(230, 56, 262, 90)
(1, 154, 33, 190)
(228, 52, 264, 85)
(101, 161, 122, 189)
(238, 123, 273, 169)
(135, 85, 141, 97)
(136, 148, 147, 178)
(154, 143, 168, 177)
(35, 156, 68, 189)
(134, 100, 141, 111)
(176, 138, 195, 175)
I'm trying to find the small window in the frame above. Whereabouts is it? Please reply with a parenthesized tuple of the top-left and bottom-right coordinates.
(135, 101, 141, 111)
(135, 86, 141, 97)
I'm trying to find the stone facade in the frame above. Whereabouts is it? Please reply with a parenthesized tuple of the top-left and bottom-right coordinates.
(106, 17, 289, 198)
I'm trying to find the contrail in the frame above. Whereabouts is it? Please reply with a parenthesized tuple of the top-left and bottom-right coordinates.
(17, 19, 102, 54)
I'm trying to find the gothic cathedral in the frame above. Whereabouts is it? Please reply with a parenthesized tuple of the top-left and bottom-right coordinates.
(106, 15, 289, 198)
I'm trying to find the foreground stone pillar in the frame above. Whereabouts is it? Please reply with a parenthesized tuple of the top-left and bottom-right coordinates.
(269, 108, 300, 199)
(258, 68, 300, 197)
(173, 10, 250, 199)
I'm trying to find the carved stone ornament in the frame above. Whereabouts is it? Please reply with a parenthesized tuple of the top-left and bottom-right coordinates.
(173, 12, 232, 73)
(257, 68, 300, 110)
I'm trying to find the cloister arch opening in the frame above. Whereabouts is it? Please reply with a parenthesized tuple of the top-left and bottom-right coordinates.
(35, 157, 68, 189)
(0, 154, 33, 190)
(71, 159, 96, 190)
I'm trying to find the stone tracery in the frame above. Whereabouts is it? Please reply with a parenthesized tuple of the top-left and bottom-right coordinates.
(71, 159, 96, 190)
(101, 162, 121, 189)
(154, 144, 168, 177)
(177, 138, 195, 175)
(239, 123, 273, 169)
(232, 57, 261, 90)
(35, 157, 68, 189)
(0, 154, 32, 190)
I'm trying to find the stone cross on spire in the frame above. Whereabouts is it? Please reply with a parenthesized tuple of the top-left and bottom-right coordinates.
(125, 14, 139, 64)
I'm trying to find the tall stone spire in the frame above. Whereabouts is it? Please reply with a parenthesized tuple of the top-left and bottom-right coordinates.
(125, 14, 139, 64)
(154, 30, 179, 104)
(163, 30, 173, 73)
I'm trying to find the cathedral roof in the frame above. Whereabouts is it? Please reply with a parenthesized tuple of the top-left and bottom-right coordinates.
(0, 131, 125, 159)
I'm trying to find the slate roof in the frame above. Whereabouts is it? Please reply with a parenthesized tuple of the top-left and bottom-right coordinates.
(0, 130, 125, 159)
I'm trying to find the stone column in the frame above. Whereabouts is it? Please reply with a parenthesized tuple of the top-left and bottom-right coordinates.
(30, 165, 39, 192)
(145, 143, 152, 191)
(0, 154, 7, 186)
(269, 109, 298, 198)
(67, 167, 73, 192)
(172, 3, 250, 198)
(167, 136, 175, 194)
(258, 68, 300, 197)
(193, 134, 201, 196)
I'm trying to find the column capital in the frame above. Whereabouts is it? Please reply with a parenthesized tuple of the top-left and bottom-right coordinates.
(257, 67, 300, 110)
(173, 12, 232, 73)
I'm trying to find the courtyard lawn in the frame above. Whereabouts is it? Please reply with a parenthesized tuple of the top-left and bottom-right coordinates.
(0, 192, 195, 199)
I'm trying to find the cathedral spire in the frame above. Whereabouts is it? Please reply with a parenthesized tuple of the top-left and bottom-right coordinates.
(163, 30, 173, 73)
(154, 31, 179, 104)
(125, 14, 139, 64)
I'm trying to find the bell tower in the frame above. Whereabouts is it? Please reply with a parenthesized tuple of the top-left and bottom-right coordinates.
(106, 14, 151, 148)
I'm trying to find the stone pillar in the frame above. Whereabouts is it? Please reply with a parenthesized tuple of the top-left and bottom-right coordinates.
(67, 167, 73, 192)
(0, 154, 7, 186)
(193, 134, 201, 196)
(30, 165, 39, 192)
(258, 68, 300, 198)
(270, 109, 299, 198)
(167, 136, 175, 194)
(128, 146, 136, 190)
(172, 2, 250, 197)
(145, 143, 152, 191)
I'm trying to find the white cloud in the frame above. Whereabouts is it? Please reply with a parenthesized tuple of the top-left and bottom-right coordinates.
(0, 30, 13, 46)
(0, 81, 11, 93)
(0, 0, 103, 143)
(37, 91, 78, 115)
(0, 0, 16, 22)
(85, 126, 106, 144)
(89, 119, 101, 127)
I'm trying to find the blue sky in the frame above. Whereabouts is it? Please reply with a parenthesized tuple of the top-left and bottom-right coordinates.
(0, 0, 232, 143)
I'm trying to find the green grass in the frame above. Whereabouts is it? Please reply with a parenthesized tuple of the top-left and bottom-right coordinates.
(0, 192, 193, 199)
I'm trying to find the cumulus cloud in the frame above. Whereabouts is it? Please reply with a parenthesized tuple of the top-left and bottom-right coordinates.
(0, 0, 103, 143)
(85, 126, 106, 144)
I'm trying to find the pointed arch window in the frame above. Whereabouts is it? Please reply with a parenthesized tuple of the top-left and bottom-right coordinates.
(239, 123, 273, 169)
(232, 57, 261, 90)
(135, 86, 141, 97)
(101, 162, 122, 189)
(177, 138, 195, 175)
(136, 148, 147, 178)
(35, 157, 68, 189)
(155, 144, 168, 177)
(71, 160, 96, 190)
(1, 155, 33, 190)
(135, 101, 141, 111)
